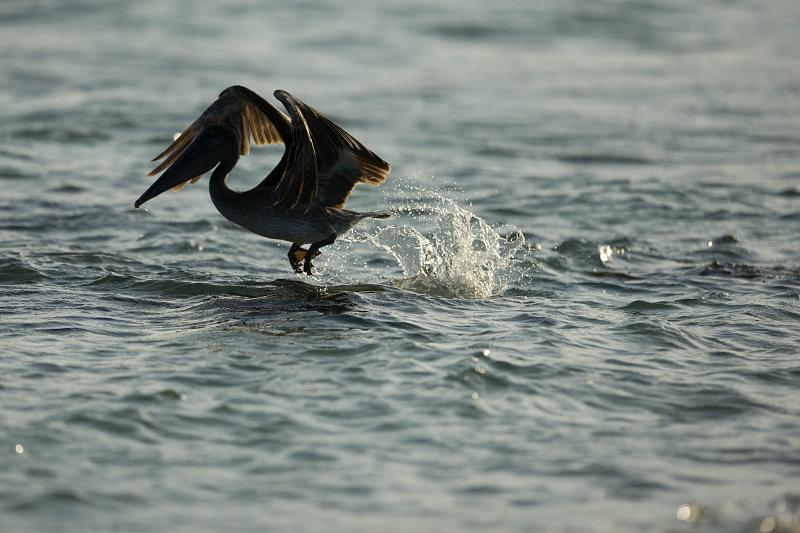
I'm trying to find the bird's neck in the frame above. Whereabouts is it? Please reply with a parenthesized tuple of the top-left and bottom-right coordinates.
(209, 163, 234, 196)
(208, 153, 245, 222)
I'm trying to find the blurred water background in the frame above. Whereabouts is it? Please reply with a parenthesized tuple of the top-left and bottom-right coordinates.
(1, 0, 800, 531)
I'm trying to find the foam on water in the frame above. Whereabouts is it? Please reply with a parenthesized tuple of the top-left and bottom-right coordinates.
(331, 179, 528, 298)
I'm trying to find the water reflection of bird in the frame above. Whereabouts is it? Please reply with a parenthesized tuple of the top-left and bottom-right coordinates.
(135, 86, 391, 275)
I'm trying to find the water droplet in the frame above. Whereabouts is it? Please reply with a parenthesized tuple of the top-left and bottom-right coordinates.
(15, 444, 24, 454)
(759, 516, 776, 533)
(776, 512, 795, 529)
(676, 503, 699, 522)
(598, 244, 613, 262)
(356, 182, 526, 298)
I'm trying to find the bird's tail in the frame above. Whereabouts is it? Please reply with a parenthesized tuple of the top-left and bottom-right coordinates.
(361, 211, 391, 219)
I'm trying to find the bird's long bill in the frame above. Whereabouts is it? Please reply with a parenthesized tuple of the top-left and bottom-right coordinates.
(134, 128, 235, 208)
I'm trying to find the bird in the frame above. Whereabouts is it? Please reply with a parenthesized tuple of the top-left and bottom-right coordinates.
(134, 85, 391, 275)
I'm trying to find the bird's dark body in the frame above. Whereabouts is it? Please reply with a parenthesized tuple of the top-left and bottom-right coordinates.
(211, 182, 378, 245)
(134, 86, 391, 275)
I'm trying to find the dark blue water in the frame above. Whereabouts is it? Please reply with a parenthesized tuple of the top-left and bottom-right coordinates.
(2, 1, 800, 531)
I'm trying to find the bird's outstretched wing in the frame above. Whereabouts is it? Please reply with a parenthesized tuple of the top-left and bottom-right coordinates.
(147, 85, 290, 191)
(272, 90, 390, 210)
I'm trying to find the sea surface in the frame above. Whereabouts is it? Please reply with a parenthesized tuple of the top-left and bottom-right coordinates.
(2, 1, 800, 531)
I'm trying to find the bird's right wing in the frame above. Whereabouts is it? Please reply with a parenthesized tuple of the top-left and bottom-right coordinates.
(271, 90, 390, 211)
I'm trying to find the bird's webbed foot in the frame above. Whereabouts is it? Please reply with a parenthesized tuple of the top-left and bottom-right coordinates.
(289, 243, 320, 274)
(302, 234, 337, 276)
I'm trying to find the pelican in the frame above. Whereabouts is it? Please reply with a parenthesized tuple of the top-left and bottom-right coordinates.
(134, 86, 391, 275)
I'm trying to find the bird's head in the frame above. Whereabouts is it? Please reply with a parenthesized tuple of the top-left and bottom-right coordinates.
(273, 89, 295, 105)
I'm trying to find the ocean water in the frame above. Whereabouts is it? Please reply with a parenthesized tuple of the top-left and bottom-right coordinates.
(2, 0, 800, 531)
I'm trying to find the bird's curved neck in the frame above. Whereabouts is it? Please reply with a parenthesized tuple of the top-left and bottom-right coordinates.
(209, 152, 243, 216)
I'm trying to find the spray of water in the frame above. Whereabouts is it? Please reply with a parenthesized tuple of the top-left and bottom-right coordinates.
(325, 178, 528, 299)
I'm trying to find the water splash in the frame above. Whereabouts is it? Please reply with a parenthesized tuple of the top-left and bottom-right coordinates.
(333, 179, 528, 298)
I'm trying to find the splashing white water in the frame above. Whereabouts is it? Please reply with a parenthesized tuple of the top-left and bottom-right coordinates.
(329, 179, 527, 298)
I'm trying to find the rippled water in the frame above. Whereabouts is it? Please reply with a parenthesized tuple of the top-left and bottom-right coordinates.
(2, 1, 800, 531)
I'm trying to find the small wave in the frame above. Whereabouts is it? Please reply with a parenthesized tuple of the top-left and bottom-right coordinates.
(691, 234, 754, 263)
(0, 165, 34, 180)
(699, 260, 800, 281)
(620, 300, 680, 312)
(701, 260, 761, 279)
(13, 126, 111, 144)
(428, 22, 507, 41)
(89, 272, 387, 300)
(548, 237, 632, 272)
(556, 153, 652, 165)
(7, 489, 90, 513)
(0, 256, 46, 283)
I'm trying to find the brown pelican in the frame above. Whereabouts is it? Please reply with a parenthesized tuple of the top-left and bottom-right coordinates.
(135, 86, 391, 275)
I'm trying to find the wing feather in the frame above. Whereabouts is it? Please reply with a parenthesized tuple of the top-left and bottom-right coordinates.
(272, 90, 390, 210)
(147, 86, 290, 189)
(149, 127, 198, 176)
(145, 87, 390, 211)
(269, 99, 318, 209)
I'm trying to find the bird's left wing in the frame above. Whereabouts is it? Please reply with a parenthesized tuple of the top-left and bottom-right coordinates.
(149, 86, 289, 177)
(136, 86, 290, 207)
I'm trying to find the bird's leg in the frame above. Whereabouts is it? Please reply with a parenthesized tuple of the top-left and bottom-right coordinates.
(288, 243, 305, 273)
(304, 233, 337, 276)
(289, 243, 322, 273)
